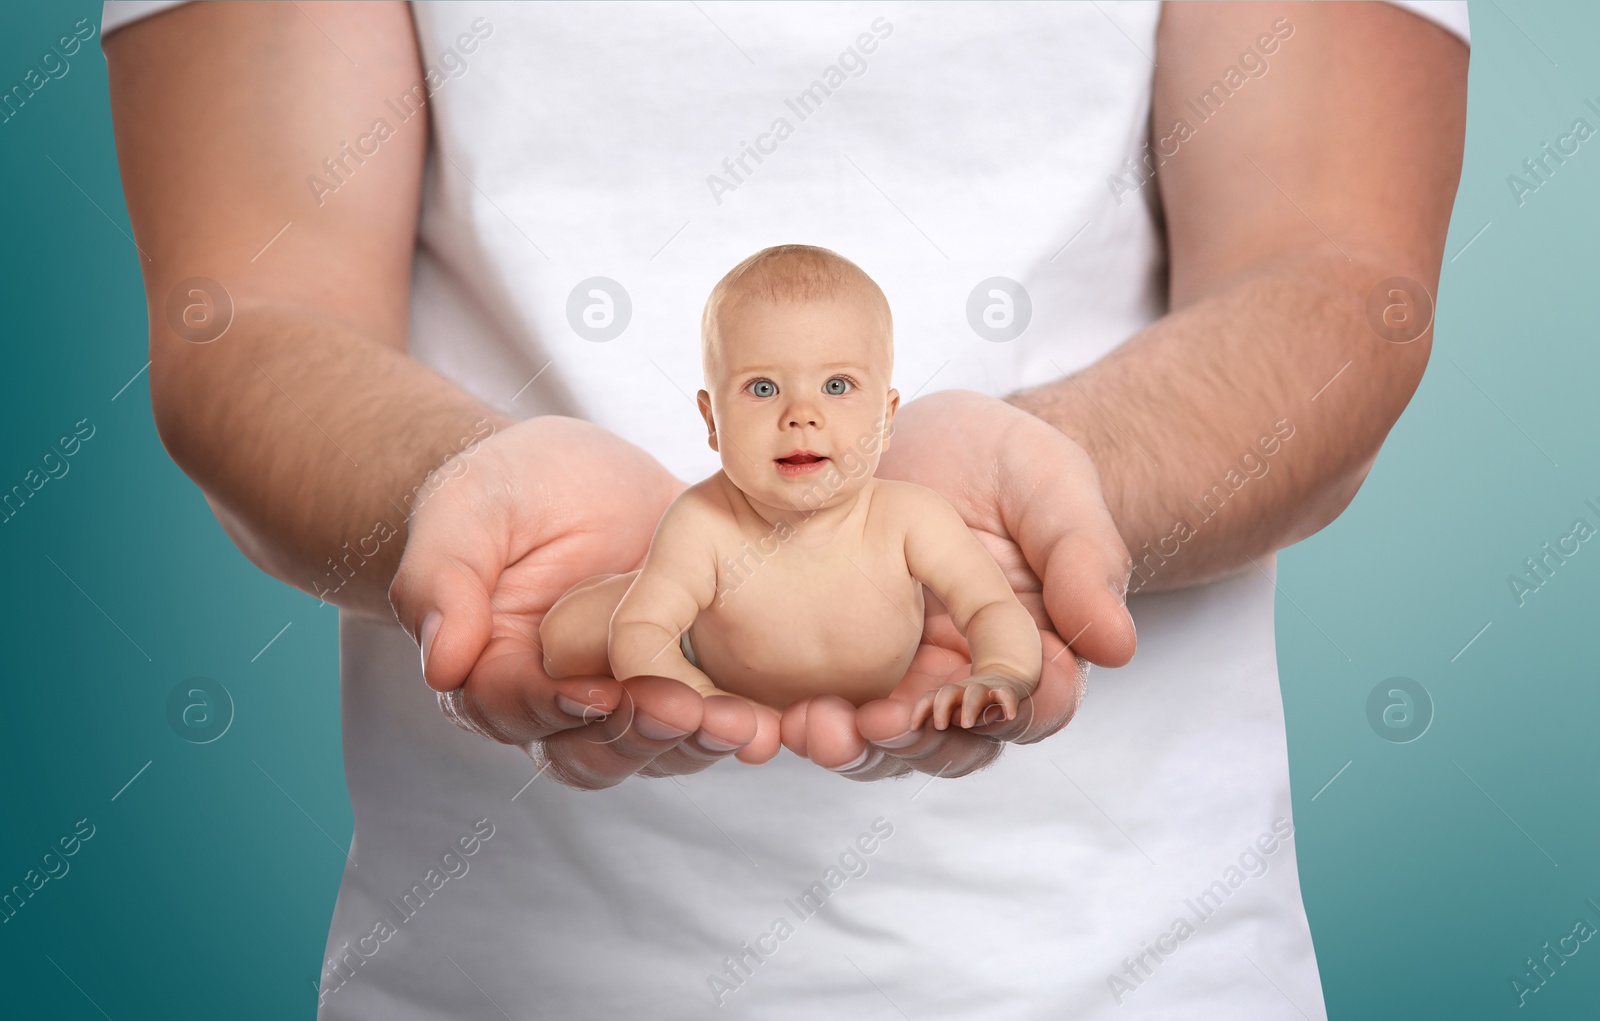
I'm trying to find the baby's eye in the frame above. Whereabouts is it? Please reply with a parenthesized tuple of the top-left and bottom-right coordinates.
(824, 376, 853, 396)
(747, 379, 777, 398)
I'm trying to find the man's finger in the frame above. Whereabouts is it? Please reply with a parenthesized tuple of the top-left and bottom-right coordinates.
(734, 706, 784, 765)
(1033, 528, 1137, 669)
(856, 696, 1004, 777)
(640, 694, 758, 777)
(789, 695, 872, 772)
(387, 467, 512, 692)
(1000, 423, 1137, 668)
(440, 635, 624, 744)
(539, 675, 705, 790)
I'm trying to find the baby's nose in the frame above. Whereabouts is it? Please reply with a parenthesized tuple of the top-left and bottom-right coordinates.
(784, 399, 822, 428)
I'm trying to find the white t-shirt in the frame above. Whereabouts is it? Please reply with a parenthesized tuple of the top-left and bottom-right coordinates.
(104, 3, 1468, 1018)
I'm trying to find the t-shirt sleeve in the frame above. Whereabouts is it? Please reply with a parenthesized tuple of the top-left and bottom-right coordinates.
(1383, 0, 1470, 45)
(103, 1, 1469, 49)
(101, 0, 191, 38)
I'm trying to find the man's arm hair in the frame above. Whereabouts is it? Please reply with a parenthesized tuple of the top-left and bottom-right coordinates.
(1007, 2, 1467, 592)
(105, 2, 512, 618)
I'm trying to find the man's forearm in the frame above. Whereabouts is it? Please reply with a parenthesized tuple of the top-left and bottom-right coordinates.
(1007, 251, 1430, 594)
(152, 307, 515, 618)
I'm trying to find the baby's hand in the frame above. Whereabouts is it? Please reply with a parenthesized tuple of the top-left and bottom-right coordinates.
(910, 673, 1035, 731)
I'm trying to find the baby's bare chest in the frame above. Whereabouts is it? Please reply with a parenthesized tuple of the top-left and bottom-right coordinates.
(720, 541, 918, 622)
(697, 528, 924, 686)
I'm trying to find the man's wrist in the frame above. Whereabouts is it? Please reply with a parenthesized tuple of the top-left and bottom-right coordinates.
(1002, 384, 1133, 555)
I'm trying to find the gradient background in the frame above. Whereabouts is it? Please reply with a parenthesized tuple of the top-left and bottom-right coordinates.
(1, 1, 1595, 1017)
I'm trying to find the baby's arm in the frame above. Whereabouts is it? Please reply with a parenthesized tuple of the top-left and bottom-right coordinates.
(900, 484, 1042, 730)
(608, 497, 721, 697)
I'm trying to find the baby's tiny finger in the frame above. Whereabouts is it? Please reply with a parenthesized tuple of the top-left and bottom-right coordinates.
(998, 688, 1019, 722)
(960, 688, 986, 729)
(934, 684, 962, 730)
(973, 656, 1083, 744)
(908, 692, 932, 731)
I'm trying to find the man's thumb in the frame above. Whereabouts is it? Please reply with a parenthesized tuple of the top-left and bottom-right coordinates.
(390, 546, 494, 693)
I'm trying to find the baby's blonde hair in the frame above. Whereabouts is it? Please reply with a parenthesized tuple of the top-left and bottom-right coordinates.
(701, 244, 893, 380)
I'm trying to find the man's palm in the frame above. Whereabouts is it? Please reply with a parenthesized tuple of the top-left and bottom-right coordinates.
(390, 416, 763, 787)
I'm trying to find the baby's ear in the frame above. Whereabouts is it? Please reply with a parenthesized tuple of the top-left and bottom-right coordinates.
(880, 387, 901, 450)
(696, 389, 720, 451)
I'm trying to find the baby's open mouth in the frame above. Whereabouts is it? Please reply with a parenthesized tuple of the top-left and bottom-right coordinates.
(774, 452, 829, 476)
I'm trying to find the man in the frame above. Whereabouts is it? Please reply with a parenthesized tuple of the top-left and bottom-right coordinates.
(103, 1, 1466, 1016)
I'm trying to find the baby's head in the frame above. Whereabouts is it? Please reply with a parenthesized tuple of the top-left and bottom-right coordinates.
(696, 245, 899, 513)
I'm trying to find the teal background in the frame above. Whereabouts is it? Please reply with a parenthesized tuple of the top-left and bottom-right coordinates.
(0, 2, 1594, 1017)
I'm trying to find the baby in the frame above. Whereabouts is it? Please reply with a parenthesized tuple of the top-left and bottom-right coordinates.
(539, 245, 1041, 763)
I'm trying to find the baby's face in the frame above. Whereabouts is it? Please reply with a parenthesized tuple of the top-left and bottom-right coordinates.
(698, 293, 899, 513)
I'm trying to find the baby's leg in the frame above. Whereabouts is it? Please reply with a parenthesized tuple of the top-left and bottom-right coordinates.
(540, 571, 639, 679)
